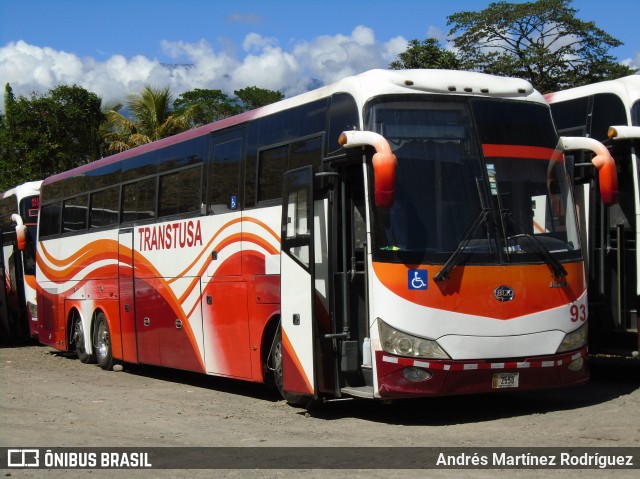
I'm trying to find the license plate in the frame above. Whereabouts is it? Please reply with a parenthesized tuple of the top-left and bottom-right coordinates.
(492, 372, 519, 389)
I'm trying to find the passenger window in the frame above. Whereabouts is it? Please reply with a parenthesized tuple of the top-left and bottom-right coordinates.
(258, 145, 287, 203)
(63, 195, 88, 233)
(159, 165, 202, 217)
(210, 139, 241, 213)
(39, 202, 62, 238)
(90, 187, 120, 228)
(122, 177, 156, 223)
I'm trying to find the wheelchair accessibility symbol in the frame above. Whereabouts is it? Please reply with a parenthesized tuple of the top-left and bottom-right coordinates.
(408, 269, 428, 290)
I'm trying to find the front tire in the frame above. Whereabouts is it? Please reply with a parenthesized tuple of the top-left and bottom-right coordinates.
(94, 312, 114, 371)
(271, 324, 310, 407)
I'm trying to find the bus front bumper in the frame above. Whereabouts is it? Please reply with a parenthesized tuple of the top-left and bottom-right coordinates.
(375, 348, 588, 398)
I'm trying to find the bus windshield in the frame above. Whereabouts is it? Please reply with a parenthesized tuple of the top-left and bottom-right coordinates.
(366, 95, 581, 265)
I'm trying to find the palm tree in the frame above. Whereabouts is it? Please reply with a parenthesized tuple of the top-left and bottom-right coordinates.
(103, 85, 198, 154)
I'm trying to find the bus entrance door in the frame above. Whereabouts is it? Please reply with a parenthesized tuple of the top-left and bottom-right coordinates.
(0, 237, 11, 341)
(280, 166, 320, 398)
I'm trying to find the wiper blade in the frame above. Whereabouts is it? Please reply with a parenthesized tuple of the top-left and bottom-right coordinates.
(503, 213, 568, 279)
(434, 209, 490, 282)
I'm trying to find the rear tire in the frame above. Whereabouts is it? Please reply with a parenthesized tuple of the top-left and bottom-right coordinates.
(71, 311, 95, 364)
(271, 324, 310, 407)
(94, 312, 114, 371)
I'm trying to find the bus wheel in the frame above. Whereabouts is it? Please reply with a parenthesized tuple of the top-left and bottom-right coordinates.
(94, 312, 114, 371)
(71, 312, 95, 364)
(270, 324, 310, 407)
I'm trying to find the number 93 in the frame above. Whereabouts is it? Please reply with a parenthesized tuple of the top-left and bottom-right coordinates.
(570, 303, 587, 322)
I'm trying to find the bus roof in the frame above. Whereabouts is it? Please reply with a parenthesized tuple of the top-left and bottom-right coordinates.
(42, 69, 543, 187)
(545, 75, 640, 105)
(1, 181, 43, 201)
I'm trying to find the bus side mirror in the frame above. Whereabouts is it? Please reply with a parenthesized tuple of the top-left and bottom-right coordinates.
(11, 214, 27, 251)
(338, 131, 397, 208)
(559, 136, 619, 206)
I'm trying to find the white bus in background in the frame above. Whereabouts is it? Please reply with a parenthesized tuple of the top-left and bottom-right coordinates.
(1, 181, 42, 343)
(547, 75, 640, 358)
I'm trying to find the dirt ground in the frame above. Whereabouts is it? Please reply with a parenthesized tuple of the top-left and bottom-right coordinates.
(1, 343, 639, 479)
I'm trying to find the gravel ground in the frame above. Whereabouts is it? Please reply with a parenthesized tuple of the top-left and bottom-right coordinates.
(1, 343, 638, 479)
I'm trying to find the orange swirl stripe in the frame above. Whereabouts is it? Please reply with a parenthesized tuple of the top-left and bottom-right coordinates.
(166, 216, 279, 285)
(37, 240, 120, 283)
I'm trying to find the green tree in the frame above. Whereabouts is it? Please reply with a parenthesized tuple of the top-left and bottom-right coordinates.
(447, 0, 637, 92)
(389, 38, 464, 70)
(104, 85, 197, 153)
(0, 84, 103, 190)
(172, 86, 284, 128)
(173, 88, 241, 126)
(234, 86, 284, 111)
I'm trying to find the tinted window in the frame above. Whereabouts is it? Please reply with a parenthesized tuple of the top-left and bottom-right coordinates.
(328, 93, 359, 156)
(257, 136, 323, 203)
(60, 176, 90, 201)
(122, 178, 156, 223)
(159, 165, 202, 217)
(122, 151, 158, 182)
(258, 145, 288, 202)
(63, 195, 88, 232)
(0, 196, 14, 227)
(39, 202, 62, 238)
(158, 139, 205, 172)
(632, 100, 640, 126)
(591, 93, 627, 140)
(289, 136, 322, 171)
(210, 138, 241, 213)
(473, 100, 558, 148)
(90, 187, 120, 228)
(259, 99, 327, 147)
(89, 162, 122, 191)
(549, 97, 590, 136)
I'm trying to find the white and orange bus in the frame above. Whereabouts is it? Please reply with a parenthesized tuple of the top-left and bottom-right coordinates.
(1, 181, 42, 343)
(547, 75, 639, 358)
(36, 69, 617, 405)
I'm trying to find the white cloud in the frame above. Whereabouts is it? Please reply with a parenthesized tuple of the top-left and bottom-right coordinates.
(242, 33, 278, 53)
(0, 28, 406, 110)
(426, 26, 445, 41)
(293, 26, 407, 84)
(621, 50, 640, 71)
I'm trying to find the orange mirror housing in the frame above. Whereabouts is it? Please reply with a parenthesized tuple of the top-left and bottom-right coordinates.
(560, 136, 619, 206)
(11, 214, 27, 251)
(339, 131, 397, 208)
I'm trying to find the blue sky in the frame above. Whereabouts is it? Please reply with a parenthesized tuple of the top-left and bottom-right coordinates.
(1, 0, 638, 107)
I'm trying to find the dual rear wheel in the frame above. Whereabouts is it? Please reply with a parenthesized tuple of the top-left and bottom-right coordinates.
(70, 311, 113, 370)
(94, 312, 114, 371)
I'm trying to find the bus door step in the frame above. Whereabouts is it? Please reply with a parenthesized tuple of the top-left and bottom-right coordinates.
(341, 385, 374, 398)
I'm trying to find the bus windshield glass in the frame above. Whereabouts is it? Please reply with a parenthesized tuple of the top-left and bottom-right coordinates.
(632, 99, 640, 126)
(366, 95, 581, 265)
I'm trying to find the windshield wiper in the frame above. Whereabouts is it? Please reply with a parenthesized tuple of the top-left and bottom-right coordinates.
(502, 212, 568, 279)
(434, 208, 490, 282)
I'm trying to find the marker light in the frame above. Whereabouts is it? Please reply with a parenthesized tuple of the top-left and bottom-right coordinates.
(608, 125, 640, 140)
(378, 319, 450, 359)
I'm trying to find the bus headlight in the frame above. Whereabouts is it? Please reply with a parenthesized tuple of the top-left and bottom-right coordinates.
(378, 319, 450, 359)
(556, 323, 588, 353)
